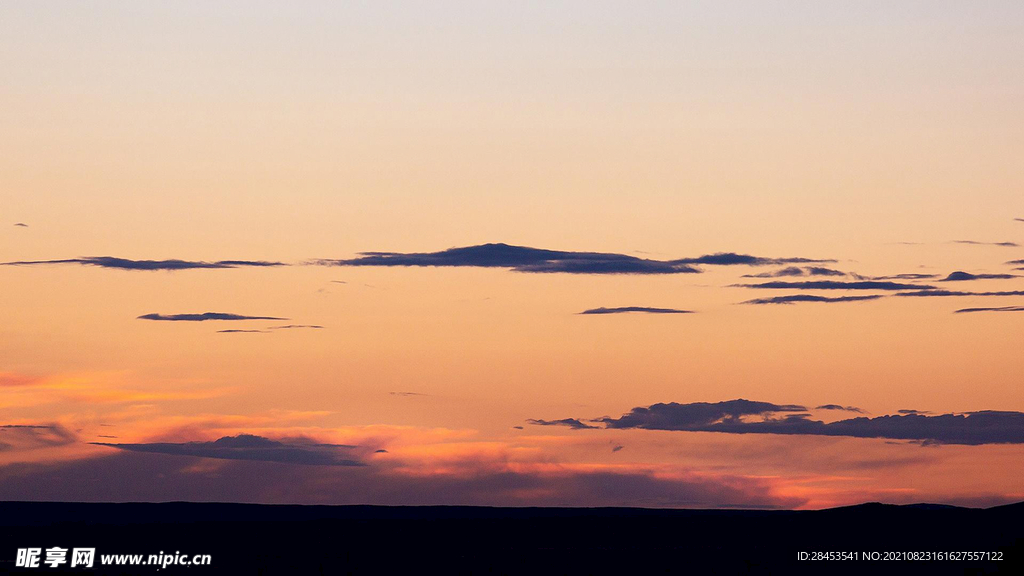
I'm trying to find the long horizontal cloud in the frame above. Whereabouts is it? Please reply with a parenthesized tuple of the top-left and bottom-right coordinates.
(93, 434, 364, 466)
(896, 290, 1024, 298)
(738, 280, 932, 291)
(1, 257, 286, 270)
(954, 306, 1024, 314)
(138, 313, 287, 322)
(940, 271, 1017, 282)
(953, 240, 1019, 247)
(579, 306, 694, 315)
(743, 295, 883, 305)
(312, 243, 831, 275)
(541, 400, 1024, 445)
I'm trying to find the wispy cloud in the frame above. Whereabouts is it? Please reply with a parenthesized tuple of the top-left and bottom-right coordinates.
(138, 313, 287, 322)
(526, 418, 598, 429)
(579, 306, 694, 315)
(743, 295, 883, 305)
(217, 329, 268, 334)
(268, 325, 324, 330)
(0, 424, 76, 451)
(13, 223, 28, 228)
(2, 257, 286, 271)
(952, 240, 1020, 248)
(738, 281, 931, 291)
(815, 405, 866, 414)
(896, 290, 1024, 298)
(953, 306, 1024, 314)
(93, 434, 365, 466)
(743, 266, 847, 279)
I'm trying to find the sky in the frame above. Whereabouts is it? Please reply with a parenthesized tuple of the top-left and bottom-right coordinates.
(1, 1, 1023, 509)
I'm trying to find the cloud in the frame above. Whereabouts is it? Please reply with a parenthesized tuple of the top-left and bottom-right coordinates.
(0, 424, 77, 452)
(940, 271, 1017, 282)
(815, 405, 866, 414)
(312, 244, 832, 275)
(612, 445, 625, 452)
(217, 329, 268, 334)
(268, 325, 324, 330)
(554, 400, 1024, 445)
(390, 392, 428, 397)
(579, 306, 694, 315)
(0, 373, 40, 387)
(0, 450, 801, 508)
(314, 243, 701, 275)
(13, 223, 28, 228)
(526, 418, 598, 430)
(138, 313, 287, 322)
(93, 434, 364, 466)
(954, 306, 1024, 314)
(1, 257, 286, 270)
(743, 295, 883, 305)
(896, 290, 1024, 298)
(899, 409, 932, 415)
(1015, 218, 1024, 223)
(739, 281, 931, 291)
(672, 253, 835, 266)
(860, 273, 939, 281)
(953, 240, 1020, 248)
(743, 266, 847, 278)
(1006, 260, 1024, 265)
(592, 400, 807, 430)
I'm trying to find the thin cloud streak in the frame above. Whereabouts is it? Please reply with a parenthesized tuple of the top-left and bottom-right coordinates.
(138, 313, 287, 322)
(579, 307, 694, 315)
(1, 257, 286, 271)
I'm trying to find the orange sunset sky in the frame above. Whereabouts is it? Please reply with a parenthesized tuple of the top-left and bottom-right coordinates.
(2, 1, 1023, 509)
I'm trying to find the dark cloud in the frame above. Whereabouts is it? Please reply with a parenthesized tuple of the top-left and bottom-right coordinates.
(896, 289, 1024, 298)
(861, 273, 939, 281)
(312, 243, 832, 275)
(593, 400, 807, 430)
(1015, 218, 1024, 223)
(579, 306, 694, 315)
(954, 306, 1024, 314)
(1, 257, 286, 270)
(1006, 259, 1024, 265)
(743, 266, 847, 278)
(953, 240, 1020, 248)
(268, 325, 324, 330)
(217, 329, 268, 334)
(526, 418, 598, 430)
(0, 450, 801, 508)
(93, 434, 364, 466)
(739, 281, 931, 291)
(13, 223, 28, 227)
(899, 410, 932, 415)
(672, 253, 834, 266)
(556, 400, 1024, 445)
(314, 243, 701, 275)
(612, 445, 625, 452)
(138, 313, 287, 322)
(940, 271, 1017, 282)
(743, 295, 883, 305)
(0, 424, 76, 452)
(816, 405, 866, 414)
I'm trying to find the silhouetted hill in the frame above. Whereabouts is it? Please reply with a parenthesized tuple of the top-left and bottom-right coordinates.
(0, 501, 1020, 574)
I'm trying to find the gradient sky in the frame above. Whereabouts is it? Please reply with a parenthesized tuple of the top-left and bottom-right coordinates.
(2, 1, 1023, 509)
